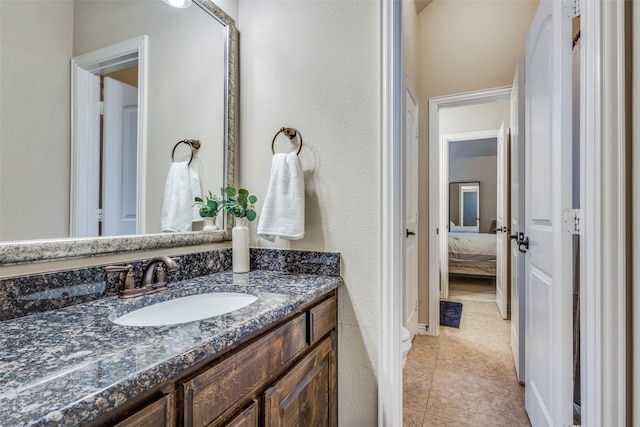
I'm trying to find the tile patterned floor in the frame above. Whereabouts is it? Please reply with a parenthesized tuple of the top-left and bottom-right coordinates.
(403, 277, 531, 426)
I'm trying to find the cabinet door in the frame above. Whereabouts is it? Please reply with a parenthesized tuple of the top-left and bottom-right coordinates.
(264, 333, 337, 427)
(182, 314, 307, 426)
(114, 394, 174, 427)
(219, 401, 258, 427)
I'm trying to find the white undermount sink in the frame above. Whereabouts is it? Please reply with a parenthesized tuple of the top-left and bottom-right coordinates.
(112, 292, 258, 327)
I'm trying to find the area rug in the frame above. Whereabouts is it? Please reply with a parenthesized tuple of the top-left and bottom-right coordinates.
(440, 301, 463, 328)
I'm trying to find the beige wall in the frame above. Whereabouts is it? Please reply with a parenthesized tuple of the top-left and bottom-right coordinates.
(237, 0, 380, 424)
(416, 0, 537, 326)
(0, 1, 74, 241)
(403, 0, 419, 90)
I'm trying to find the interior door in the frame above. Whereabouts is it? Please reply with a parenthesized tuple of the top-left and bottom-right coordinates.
(510, 60, 526, 382)
(103, 77, 138, 236)
(439, 136, 450, 299)
(71, 68, 101, 237)
(524, 1, 573, 425)
(495, 122, 508, 319)
(404, 79, 419, 338)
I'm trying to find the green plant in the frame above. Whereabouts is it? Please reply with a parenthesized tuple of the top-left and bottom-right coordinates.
(221, 186, 257, 221)
(194, 191, 222, 218)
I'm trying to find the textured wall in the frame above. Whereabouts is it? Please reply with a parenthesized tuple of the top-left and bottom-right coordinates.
(237, 0, 380, 424)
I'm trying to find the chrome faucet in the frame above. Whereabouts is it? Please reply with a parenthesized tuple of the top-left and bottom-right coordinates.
(142, 256, 179, 286)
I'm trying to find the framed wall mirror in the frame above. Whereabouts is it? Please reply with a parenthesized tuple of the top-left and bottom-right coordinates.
(449, 181, 480, 232)
(0, 0, 237, 264)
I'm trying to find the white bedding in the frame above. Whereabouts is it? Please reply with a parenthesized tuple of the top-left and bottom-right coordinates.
(448, 232, 496, 260)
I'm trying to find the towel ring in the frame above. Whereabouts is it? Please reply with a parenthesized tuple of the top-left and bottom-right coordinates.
(271, 127, 303, 155)
(171, 139, 201, 166)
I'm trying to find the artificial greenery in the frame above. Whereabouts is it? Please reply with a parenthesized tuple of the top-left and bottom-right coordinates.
(221, 186, 258, 221)
(194, 191, 221, 218)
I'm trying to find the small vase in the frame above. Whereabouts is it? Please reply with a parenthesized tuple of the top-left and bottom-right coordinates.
(232, 218, 250, 273)
(203, 216, 218, 232)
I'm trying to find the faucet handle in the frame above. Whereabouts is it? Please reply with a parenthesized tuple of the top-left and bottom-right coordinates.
(105, 264, 136, 290)
(155, 264, 167, 284)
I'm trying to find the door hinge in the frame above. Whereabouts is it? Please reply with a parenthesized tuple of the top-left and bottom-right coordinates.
(97, 209, 103, 222)
(564, 0, 580, 18)
(99, 101, 105, 115)
(562, 209, 581, 234)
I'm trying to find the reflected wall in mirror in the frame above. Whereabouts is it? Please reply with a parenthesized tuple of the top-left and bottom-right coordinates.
(0, 0, 237, 261)
(449, 182, 480, 232)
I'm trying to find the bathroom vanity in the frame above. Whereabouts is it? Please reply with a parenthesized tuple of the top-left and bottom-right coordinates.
(0, 250, 342, 426)
(95, 289, 337, 427)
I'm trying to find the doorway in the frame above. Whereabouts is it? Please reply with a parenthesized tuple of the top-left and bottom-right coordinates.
(427, 87, 511, 336)
(70, 36, 148, 238)
(381, 1, 627, 426)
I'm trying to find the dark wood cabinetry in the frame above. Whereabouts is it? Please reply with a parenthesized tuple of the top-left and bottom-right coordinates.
(221, 401, 259, 427)
(113, 393, 175, 427)
(101, 291, 337, 427)
(264, 333, 337, 427)
(181, 314, 308, 426)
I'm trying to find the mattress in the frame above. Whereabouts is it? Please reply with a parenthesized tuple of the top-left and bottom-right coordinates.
(448, 232, 496, 261)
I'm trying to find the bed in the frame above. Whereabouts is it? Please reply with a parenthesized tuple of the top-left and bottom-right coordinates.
(448, 231, 496, 278)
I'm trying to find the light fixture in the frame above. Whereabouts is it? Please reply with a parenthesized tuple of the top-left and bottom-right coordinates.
(163, 0, 191, 8)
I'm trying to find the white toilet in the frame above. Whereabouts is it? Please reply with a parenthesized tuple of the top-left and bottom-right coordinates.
(401, 326, 412, 367)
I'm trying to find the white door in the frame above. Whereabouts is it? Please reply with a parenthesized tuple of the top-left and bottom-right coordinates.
(404, 79, 419, 338)
(439, 136, 449, 299)
(103, 77, 138, 236)
(510, 60, 526, 382)
(71, 68, 101, 237)
(524, 1, 573, 425)
(495, 123, 508, 319)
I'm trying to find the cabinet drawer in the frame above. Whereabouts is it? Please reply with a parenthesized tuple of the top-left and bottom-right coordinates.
(307, 295, 337, 345)
(114, 393, 174, 427)
(182, 314, 307, 426)
(218, 400, 258, 427)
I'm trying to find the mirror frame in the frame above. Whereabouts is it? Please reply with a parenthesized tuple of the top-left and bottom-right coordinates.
(0, 0, 237, 265)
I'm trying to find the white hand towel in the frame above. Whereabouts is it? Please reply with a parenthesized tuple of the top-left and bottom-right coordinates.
(257, 152, 305, 241)
(161, 162, 202, 232)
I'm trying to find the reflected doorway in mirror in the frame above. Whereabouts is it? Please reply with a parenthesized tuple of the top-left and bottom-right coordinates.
(70, 36, 148, 238)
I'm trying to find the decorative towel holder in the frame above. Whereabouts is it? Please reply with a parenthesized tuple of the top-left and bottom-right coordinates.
(171, 139, 201, 165)
(271, 127, 303, 155)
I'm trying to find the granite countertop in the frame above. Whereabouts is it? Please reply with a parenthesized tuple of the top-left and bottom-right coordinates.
(0, 270, 343, 426)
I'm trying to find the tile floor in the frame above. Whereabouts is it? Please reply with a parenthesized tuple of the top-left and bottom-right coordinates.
(403, 277, 531, 426)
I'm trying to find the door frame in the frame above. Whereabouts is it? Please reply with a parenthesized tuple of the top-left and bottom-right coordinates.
(404, 75, 419, 338)
(580, 0, 627, 425)
(428, 87, 510, 335)
(438, 128, 499, 301)
(379, 0, 403, 425)
(70, 35, 148, 236)
(380, 1, 627, 426)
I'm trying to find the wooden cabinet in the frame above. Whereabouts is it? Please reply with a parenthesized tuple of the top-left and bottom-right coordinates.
(113, 394, 175, 427)
(181, 314, 308, 426)
(98, 291, 337, 427)
(221, 401, 259, 427)
(264, 333, 337, 427)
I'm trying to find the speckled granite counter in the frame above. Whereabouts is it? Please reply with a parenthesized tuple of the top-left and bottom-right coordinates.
(0, 270, 343, 426)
